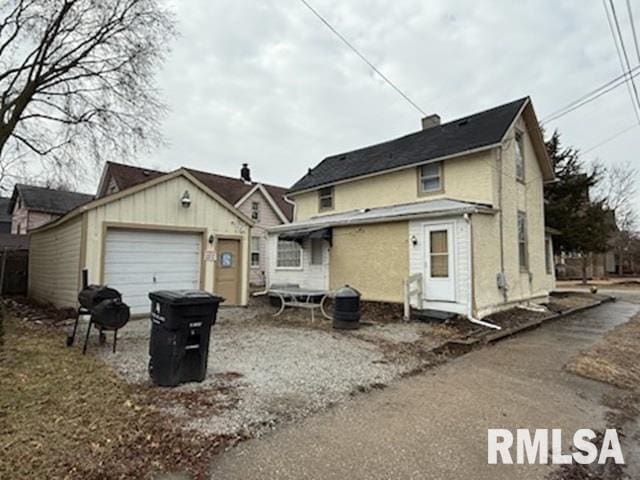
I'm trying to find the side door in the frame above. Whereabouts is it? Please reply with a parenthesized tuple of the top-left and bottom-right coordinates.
(423, 223, 456, 302)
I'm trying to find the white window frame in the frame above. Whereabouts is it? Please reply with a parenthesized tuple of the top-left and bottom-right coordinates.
(419, 162, 442, 194)
(251, 236, 261, 268)
(515, 130, 525, 182)
(319, 187, 333, 210)
(251, 201, 260, 221)
(276, 239, 303, 269)
(518, 211, 528, 271)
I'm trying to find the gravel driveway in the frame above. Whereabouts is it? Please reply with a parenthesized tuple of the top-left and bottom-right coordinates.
(95, 306, 443, 438)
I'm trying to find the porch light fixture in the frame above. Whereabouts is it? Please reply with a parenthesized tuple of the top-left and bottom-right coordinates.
(180, 190, 191, 208)
(411, 235, 418, 246)
(208, 234, 215, 245)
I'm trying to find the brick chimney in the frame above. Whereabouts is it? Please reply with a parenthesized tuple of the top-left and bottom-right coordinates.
(240, 163, 251, 182)
(421, 114, 441, 130)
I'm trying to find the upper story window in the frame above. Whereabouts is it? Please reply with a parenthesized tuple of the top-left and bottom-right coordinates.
(319, 187, 333, 210)
(251, 201, 260, 221)
(277, 239, 302, 268)
(518, 211, 528, 271)
(419, 162, 442, 193)
(515, 130, 525, 182)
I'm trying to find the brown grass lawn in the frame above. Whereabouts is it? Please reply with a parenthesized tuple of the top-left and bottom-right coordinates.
(566, 313, 640, 390)
(0, 313, 234, 480)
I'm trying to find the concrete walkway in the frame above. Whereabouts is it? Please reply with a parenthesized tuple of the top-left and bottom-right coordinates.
(209, 299, 640, 479)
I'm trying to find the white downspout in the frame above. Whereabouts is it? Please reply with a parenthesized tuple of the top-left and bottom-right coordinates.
(465, 212, 501, 330)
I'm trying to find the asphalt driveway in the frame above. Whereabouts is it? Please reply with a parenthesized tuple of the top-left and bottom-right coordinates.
(209, 298, 640, 479)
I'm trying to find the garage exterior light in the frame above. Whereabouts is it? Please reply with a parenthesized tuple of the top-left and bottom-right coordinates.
(181, 190, 191, 208)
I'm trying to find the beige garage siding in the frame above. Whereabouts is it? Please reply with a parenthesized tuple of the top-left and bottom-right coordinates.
(330, 222, 409, 303)
(28, 215, 83, 308)
(83, 175, 250, 305)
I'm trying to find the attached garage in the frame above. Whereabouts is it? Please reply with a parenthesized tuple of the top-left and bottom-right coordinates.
(29, 169, 252, 314)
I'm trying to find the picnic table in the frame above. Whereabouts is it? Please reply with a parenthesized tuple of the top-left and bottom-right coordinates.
(269, 287, 332, 321)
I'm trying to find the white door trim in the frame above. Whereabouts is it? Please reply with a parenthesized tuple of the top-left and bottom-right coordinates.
(422, 221, 457, 303)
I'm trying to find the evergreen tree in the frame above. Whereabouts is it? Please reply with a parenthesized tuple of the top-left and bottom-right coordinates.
(544, 131, 611, 282)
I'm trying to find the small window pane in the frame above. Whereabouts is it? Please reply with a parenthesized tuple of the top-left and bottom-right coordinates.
(431, 255, 448, 277)
(277, 240, 302, 268)
(251, 236, 260, 267)
(421, 163, 439, 177)
(319, 187, 333, 209)
(518, 211, 528, 269)
(430, 231, 447, 254)
(311, 238, 323, 265)
(421, 177, 440, 192)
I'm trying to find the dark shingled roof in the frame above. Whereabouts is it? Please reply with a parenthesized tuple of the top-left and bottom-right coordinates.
(289, 97, 529, 193)
(9, 185, 94, 215)
(100, 161, 294, 221)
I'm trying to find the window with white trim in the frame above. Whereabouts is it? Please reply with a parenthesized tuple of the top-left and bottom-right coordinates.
(251, 201, 260, 221)
(419, 162, 442, 193)
(277, 239, 302, 268)
(515, 130, 525, 181)
(518, 211, 528, 270)
(251, 236, 260, 267)
(319, 187, 333, 210)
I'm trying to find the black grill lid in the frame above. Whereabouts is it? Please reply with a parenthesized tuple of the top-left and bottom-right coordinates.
(148, 290, 224, 305)
(334, 285, 361, 298)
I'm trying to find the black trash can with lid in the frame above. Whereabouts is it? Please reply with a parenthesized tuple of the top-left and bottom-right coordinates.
(148, 290, 224, 387)
(333, 285, 361, 330)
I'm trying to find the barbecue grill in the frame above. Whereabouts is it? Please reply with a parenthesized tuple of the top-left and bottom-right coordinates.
(66, 270, 130, 353)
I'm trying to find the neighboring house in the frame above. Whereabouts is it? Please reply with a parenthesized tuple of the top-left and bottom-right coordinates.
(96, 161, 292, 286)
(28, 169, 254, 314)
(268, 97, 556, 319)
(8, 184, 94, 234)
(0, 197, 12, 233)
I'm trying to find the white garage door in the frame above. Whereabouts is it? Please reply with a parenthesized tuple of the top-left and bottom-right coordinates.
(104, 229, 201, 315)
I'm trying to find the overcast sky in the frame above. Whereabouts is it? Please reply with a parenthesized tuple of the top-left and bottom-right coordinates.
(129, 0, 639, 209)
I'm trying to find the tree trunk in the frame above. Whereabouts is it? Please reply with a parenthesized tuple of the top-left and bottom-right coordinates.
(581, 254, 588, 285)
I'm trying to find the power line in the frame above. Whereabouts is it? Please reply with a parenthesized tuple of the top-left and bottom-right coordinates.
(541, 65, 640, 124)
(581, 123, 639, 155)
(627, 0, 640, 63)
(298, 0, 427, 116)
(604, 0, 640, 122)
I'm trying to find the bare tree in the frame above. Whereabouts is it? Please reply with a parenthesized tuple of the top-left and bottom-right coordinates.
(0, 0, 175, 191)
(594, 161, 639, 275)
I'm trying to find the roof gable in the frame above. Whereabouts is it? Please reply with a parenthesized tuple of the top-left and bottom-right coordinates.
(289, 97, 531, 194)
(32, 169, 254, 234)
(97, 161, 293, 221)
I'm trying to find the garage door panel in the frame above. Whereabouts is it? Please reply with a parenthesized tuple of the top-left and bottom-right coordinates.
(104, 229, 201, 315)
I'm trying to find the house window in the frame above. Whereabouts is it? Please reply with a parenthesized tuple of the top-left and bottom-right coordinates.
(419, 162, 442, 193)
(319, 187, 333, 210)
(430, 230, 449, 277)
(518, 211, 528, 270)
(545, 236, 553, 274)
(515, 130, 525, 182)
(310, 238, 323, 265)
(277, 239, 302, 268)
(251, 201, 260, 221)
(251, 236, 260, 267)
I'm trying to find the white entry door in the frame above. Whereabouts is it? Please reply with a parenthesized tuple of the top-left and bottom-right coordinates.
(423, 223, 455, 302)
(104, 229, 201, 315)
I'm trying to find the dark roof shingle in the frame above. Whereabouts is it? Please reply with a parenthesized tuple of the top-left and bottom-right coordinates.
(289, 97, 528, 193)
(9, 185, 94, 215)
(0, 197, 11, 222)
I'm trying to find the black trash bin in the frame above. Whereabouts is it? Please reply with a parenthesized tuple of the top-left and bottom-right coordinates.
(148, 290, 224, 387)
(333, 285, 361, 330)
